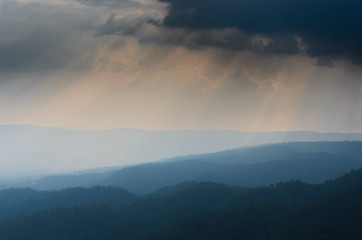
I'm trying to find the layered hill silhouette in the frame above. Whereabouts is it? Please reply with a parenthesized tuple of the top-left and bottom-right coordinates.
(29, 141, 362, 194)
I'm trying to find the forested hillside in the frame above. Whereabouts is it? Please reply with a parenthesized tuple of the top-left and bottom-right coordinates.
(0, 168, 361, 240)
(0, 187, 139, 220)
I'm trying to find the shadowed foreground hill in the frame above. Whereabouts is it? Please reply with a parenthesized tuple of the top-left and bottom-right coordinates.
(152, 170, 362, 240)
(0, 187, 139, 220)
(0, 168, 362, 240)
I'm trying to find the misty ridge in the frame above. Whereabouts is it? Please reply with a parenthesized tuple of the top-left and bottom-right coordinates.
(1, 124, 362, 178)
(21, 141, 362, 194)
(1, 125, 362, 239)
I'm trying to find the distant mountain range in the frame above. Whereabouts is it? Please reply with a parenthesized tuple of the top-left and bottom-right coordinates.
(1, 124, 362, 178)
(26, 141, 362, 194)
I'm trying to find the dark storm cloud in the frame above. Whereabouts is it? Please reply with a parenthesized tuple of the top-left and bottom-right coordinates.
(98, 16, 299, 56)
(159, 0, 362, 63)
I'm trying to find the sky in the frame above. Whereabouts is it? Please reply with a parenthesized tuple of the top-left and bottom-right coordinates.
(0, 0, 361, 133)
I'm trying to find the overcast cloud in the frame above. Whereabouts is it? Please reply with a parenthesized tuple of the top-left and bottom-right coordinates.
(0, 1, 100, 73)
(2, 0, 362, 74)
(159, 0, 362, 64)
(0, 0, 361, 133)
